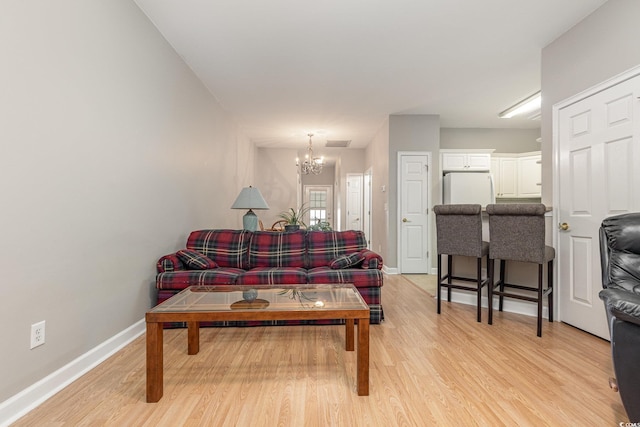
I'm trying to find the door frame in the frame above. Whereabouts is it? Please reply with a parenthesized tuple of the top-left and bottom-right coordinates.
(346, 173, 363, 231)
(396, 151, 432, 274)
(552, 62, 640, 324)
(303, 185, 334, 228)
(363, 167, 373, 249)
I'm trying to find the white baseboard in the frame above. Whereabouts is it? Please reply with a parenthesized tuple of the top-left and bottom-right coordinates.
(0, 319, 145, 427)
(382, 265, 398, 275)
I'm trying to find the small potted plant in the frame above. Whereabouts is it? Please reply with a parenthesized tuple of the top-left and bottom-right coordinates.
(307, 220, 332, 231)
(278, 204, 310, 231)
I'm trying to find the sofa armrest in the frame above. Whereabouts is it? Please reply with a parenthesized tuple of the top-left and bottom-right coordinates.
(156, 254, 185, 273)
(360, 249, 383, 270)
(600, 287, 640, 328)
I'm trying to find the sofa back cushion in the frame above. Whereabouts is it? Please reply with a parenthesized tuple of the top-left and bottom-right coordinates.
(186, 229, 251, 270)
(306, 230, 367, 269)
(249, 230, 306, 268)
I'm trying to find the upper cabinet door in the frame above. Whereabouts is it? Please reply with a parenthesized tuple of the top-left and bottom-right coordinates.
(517, 155, 542, 197)
(442, 153, 491, 171)
(466, 153, 491, 171)
(494, 157, 518, 198)
(441, 153, 467, 170)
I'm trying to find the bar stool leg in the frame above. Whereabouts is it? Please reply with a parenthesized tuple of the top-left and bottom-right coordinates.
(476, 257, 482, 322)
(447, 255, 453, 302)
(537, 264, 543, 337)
(499, 260, 506, 312)
(437, 254, 442, 314)
(548, 260, 554, 322)
(488, 258, 494, 325)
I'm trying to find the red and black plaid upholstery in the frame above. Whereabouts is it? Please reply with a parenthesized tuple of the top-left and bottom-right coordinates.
(157, 254, 184, 273)
(156, 268, 244, 290)
(307, 266, 383, 289)
(306, 230, 367, 269)
(360, 249, 383, 270)
(329, 252, 365, 269)
(248, 231, 306, 268)
(176, 249, 218, 269)
(236, 267, 307, 285)
(186, 229, 251, 269)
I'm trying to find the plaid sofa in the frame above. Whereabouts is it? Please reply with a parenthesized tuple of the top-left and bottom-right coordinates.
(156, 229, 384, 325)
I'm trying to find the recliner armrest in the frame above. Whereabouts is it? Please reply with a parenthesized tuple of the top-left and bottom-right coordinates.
(599, 288, 640, 327)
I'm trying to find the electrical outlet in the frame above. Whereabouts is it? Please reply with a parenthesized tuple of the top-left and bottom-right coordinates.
(30, 321, 45, 349)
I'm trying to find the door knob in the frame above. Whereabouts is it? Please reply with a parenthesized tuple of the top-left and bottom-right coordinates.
(559, 222, 569, 231)
(402, 218, 410, 223)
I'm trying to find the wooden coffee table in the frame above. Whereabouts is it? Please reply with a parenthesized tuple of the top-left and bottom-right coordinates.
(145, 284, 370, 402)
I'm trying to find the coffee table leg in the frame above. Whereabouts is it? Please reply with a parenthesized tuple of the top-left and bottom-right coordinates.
(345, 319, 355, 351)
(187, 321, 199, 355)
(357, 317, 370, 396)
(146, 322, 163, 402)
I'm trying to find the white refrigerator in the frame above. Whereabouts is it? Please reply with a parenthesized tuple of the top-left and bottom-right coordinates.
(443, 172, 495, 207)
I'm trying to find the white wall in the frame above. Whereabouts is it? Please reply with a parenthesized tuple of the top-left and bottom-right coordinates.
(541, 0, 640, 205)
(441, 128, 540, 153)
(0, 0, 254, 402)
(366, 120, 390, 260)
(255, 147, 299, 227)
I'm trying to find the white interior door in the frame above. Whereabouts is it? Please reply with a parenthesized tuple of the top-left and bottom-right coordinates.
(346, 174, 363, 231)
(556, 72, 640, 339)
(304, 185, 333, 228)
(398, 153, 430, 273)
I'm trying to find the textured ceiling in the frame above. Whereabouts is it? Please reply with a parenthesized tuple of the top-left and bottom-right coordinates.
(134, 0, 607, 149)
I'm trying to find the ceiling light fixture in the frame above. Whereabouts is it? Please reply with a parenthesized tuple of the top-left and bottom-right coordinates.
(296, 133, 323, 175)
(499, 91, 541, 119)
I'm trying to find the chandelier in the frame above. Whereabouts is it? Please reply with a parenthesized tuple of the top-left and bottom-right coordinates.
(297, 133, 324, 175)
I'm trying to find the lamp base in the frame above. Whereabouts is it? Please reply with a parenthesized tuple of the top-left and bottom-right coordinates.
(243, 209, 258, 231)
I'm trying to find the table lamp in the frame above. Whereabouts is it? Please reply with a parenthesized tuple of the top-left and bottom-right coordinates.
(231, 186, 269, 231)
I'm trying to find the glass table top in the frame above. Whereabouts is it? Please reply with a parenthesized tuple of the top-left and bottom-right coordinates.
(149, 284, 369, 313)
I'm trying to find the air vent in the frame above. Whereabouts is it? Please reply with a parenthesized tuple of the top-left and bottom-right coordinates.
(325, 140, 351, 148)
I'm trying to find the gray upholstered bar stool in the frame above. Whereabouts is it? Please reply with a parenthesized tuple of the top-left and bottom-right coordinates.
(434, 204, 490, 322)
(485, 203, 554, 337)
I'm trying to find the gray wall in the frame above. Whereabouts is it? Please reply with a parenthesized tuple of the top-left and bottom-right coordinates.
(0, 0, 254, 402)
(388, 115, 441, 269)
(441, 128, 541, 153)
(541, 0, 640, 205)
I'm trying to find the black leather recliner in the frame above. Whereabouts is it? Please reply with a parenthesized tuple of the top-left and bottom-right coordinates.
(599, 212, 640, 422)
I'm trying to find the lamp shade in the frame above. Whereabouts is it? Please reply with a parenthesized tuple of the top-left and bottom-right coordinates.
(231, 186, 269, 210)
(231, 186, 269, 231)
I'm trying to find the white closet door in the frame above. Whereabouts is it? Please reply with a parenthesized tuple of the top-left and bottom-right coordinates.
(557, 73, 640, 339)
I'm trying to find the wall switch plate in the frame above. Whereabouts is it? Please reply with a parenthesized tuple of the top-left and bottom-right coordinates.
(30, 321, 45, 349)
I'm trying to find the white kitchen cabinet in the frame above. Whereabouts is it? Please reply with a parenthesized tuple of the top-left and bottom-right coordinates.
(517, 154, 542, 197)
(442, 152, 491, 171)
(491, 151, 541, 198)
(491, 156, 518, 198)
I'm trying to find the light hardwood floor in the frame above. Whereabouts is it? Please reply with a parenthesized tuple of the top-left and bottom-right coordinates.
(14, 275, 627, 426)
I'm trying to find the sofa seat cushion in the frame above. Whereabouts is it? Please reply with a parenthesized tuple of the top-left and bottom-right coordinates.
(156, 267, 244, 290)
(236, 267, 308, 285)
(248, 231, 306, 268)
(306, 230, 368, 269)
(186, 229, 252, 269)
(306, 266, 383, 289)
